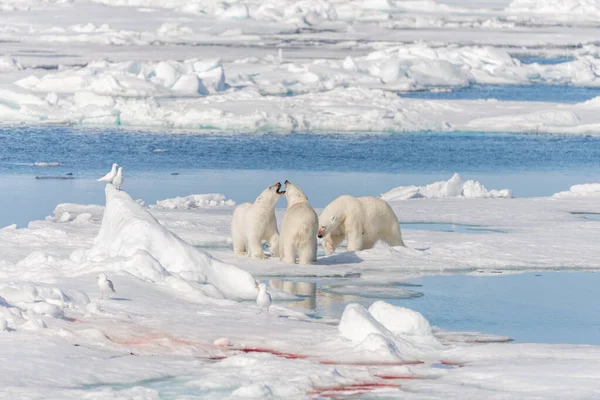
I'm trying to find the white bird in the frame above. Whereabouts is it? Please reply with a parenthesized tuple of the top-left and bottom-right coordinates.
(98, 163, 118, 182)
(96, 273, 116, 300)
(112, 167, 124, 190)
(256, 283, 272, 314)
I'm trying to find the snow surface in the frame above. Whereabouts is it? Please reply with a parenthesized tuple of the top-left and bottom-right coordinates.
(2, 0, 600, 397)
(0, 181, 598, 397)
(381, 173, 512, 200)
(2, 0, 600, 133)
(553, 183, 600, 197)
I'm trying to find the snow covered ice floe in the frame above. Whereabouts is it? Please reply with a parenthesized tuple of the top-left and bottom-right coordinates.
(0, 186, 598, 396)
(381, 173, 512, 201)
(150, 193, 235, 210)
(553, 183, 600, 197)
(5, 42, 600, 133)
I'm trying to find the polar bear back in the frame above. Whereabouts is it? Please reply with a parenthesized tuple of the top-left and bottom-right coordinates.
(282, 202, 319, 240)
(357, 196, 400, 229)
(334, 195, 399, 239)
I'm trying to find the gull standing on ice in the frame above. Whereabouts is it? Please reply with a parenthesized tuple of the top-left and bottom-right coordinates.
(96, 273, 116, 300)
(256, 283, 272, 314)
(112, 167, 124, 190)
(98, 163, 118, 182)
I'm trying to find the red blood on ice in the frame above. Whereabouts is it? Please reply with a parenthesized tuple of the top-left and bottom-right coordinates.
(310, 382, 400, 397)
(373, 374, 418, 380)
(440, 360, 466, 367)
(318, 360, 424, 366)
(233, 347, 307, 359)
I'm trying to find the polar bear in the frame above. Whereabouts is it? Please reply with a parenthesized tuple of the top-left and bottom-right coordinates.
(231, 182, 284, 259)
(279, 180, 318, 264)
(317, 195, 405, 255)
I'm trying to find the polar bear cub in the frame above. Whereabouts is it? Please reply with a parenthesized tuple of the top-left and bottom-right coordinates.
(279, 180, 318, 264)
(231, 182, 285, 259)
(317, 195, 405, 255)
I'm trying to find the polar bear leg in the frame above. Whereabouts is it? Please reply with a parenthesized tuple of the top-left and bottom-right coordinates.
(232, 228, 246, 255)
(384, 223, 406, 247)
(248, 234, 267, 259)
(281, 239, 297, 264)
(298, 241, 316, 264)
(267, 232, 280, 257)
(323, 233, 344, 255)
(346, 230, 364, 252)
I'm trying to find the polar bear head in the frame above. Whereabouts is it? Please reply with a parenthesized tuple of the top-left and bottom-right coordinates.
(317, 203, 343, 238)
(283, 180, 309, 207)
(255, 182, 285, 205)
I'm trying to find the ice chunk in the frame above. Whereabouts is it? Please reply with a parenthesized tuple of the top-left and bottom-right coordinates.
(382, 173, 512, 200)
(553, 183, 600, 197)
(0, 56, 21, 73)
(369, 301, 442, 348)
(338, 303, 420, 361)
(171, 74, 209, 96)
(156, 22, 193, 37)
(151, 194, 235, 209)
(33, 162, 61, 167)
(90, 185, 257, 300)
(154, 61, 180, 88)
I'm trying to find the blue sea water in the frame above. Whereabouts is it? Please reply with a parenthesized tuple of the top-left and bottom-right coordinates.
(399, 84, 600, 103)
(516, 56, 575, 65)
(0, 120, 599, 349)
(1, 126, 600, 227)
(276, 272, 600, 345)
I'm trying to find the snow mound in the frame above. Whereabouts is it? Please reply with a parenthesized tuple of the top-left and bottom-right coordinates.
(381, 173, 512, 201)
(338, 303, 426, 361)
(0, 56, 21, 73)
(90, 185, 257, 300)
(368, 301, 443, 348)
(15, 58, 226, 97)
(151, 194, 235, 210)
(507, 0, 600, 17)
(0, 283, 90, 332)
(553, 183, 600, 197)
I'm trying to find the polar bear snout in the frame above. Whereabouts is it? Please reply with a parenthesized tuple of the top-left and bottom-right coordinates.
(317, 227, 325, 238)
(274, 182, 286, 195)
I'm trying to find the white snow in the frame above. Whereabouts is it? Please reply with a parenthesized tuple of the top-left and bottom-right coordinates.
(0, 0, 599, 134)
(0, 182, 596, 396)
(369, 301, 443, 348)
(553, 183, 600, 197)
(2, 0, 600, 397)
(90, 185, 257, 300)
(151, 193, 235, 209)
(381, 173, 513, 201)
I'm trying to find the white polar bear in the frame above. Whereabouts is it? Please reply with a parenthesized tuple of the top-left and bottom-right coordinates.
(279, 180, 318, 264)
(231, 182, 284, 259)
(317, 195, 405, 255)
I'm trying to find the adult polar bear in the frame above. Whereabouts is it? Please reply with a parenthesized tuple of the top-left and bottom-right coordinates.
(279, 180, 318, 264)
(232, 182, 284, 259)
(317, 195, 405, 255)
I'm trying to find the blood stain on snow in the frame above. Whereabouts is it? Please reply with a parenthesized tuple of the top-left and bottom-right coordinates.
(311, 382, 400, 397)
(319, 360, 424, 366)
(233, 347, 307, 359)
(373, 374, 418, 380)
(440, 360, 466, 367)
